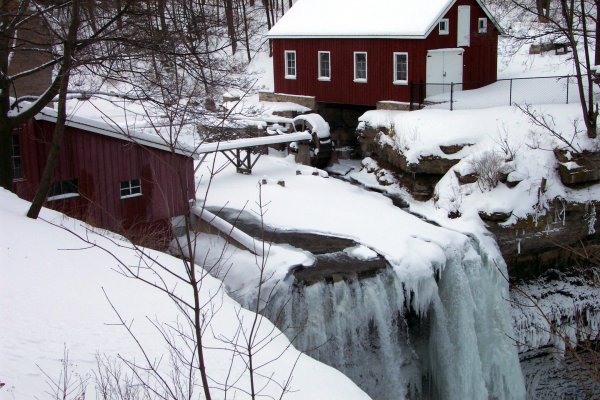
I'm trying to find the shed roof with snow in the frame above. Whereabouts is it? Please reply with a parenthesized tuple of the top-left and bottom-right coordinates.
(267, 0, 502, 39)
(34, 107, 198, 159)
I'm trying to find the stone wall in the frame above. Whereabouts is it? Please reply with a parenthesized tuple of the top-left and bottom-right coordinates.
(376, 101, 411, 111)
(258, 91, 316, 110)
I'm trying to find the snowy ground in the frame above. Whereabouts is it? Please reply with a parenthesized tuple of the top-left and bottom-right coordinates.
(4, 12, 600, 400)
(0, 189, 370, 400)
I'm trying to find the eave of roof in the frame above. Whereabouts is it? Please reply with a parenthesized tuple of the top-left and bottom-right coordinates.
(34, 108, 198, 159)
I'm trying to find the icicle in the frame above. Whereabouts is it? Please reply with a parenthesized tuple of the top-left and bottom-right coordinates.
(262, 238, 526, 400)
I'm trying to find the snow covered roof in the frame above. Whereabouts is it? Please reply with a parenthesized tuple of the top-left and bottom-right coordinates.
(268, 0, 502, 39)
(34, 107, 198, 159)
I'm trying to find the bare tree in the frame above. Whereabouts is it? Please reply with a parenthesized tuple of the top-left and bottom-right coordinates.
(26, 0, 80, 219)
(0, 0, 136, 191)
(509, 0, 599, 138)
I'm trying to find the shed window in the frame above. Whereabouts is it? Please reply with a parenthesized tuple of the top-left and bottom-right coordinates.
(478, 18, 488, 33)
(120, 179, 142, 199)
(285, 50, 296, 79)
(439, 18, 449, 35)
(11, 134, 22, 180)
(354, 52, 367, 82)
(48, 179, 79, 201)
(393, 52, 408, 84)
(318, 51, 331, 81)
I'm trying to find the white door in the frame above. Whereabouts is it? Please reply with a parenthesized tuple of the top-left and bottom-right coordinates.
(426, 49, 464, 98)
(457, 5, 471, 47)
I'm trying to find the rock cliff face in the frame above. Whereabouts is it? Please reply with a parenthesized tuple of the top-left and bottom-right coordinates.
(485, 199, 600, 279)
(357, 125, 460, 200)
(356, 124, 600, 276)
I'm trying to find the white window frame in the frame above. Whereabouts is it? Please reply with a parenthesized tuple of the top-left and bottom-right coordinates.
(48, 179, 79, 202)
(120, 178, 143, 199)
(478, 17, 488, 33)
(284, 50, 296, 80)
(353, 52, 368, 83)
(439, 18, 449, 35)
(318, 51, 331, 81)
(393, 52, 409, 85)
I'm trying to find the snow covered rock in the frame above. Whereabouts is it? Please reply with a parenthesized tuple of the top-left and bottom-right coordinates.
(555, 149, 600, 187)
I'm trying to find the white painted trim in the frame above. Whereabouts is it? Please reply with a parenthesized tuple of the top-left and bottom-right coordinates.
(478, 17, 488, 33)
(120, 193, 143, 200)
(427, 47, 465, 53)
(120, 179, 142, 199)
(393, 52, 409, 85)
(318, 51, 331, 80)
(353, 52, 368, 83)
(457, 5, 471, 47)
(270, 34, 427, 39)
(48, 193, 80, 202)
(438, 18, 449, 35)
(284, 50, 297, 79)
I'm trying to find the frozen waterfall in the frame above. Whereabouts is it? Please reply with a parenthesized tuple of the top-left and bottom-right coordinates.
(261, 238, 526, 400)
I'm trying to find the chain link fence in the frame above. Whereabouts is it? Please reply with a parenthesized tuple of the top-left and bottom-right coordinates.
(409, 75, 595, 111)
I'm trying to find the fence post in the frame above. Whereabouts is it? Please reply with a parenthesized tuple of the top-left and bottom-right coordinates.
(566, 76, 569, 104)
(450, 82, 454, 111)
(509, 79, 513, 106)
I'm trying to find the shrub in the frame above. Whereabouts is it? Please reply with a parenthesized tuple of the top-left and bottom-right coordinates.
(469, 150, 506, 192)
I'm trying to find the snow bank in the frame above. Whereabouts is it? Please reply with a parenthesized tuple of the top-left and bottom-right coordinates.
(0, 189, 370, 400)
(359, 103, 600, 226)
(198, 151, 463, 281)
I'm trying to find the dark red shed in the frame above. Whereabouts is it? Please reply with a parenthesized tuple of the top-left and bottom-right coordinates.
(12, 107, 196, 243)
(268, 0, 502, 107)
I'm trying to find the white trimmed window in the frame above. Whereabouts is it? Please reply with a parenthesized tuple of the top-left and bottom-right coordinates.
(393, 52, 408, 84)
(478, 18, 488, 33)
(439, 18, 449, 35)
(354, 52, 367, 82)
(284, 50, 296, 79)
(318, 51, 331, 81)
(120, 179, 142, 199)
(48, 179, 79, 201)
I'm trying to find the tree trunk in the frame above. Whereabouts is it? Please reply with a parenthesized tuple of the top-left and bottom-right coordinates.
(262, 0, 271, 30)
(596, 2, 600, 66)
(241, 0, 251, 62)
(0, 1, 14, 191)
(224, 0, 237, 54)
(27, 0, 80, 219)
(561, 0, 597, 138)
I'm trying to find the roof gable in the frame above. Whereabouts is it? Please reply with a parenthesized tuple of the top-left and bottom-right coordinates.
(268, 0, 502, 39)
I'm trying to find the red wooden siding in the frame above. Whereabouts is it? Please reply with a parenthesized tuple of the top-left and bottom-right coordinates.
(14, 119, 195, 236)
(272, 0, 498, 106)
